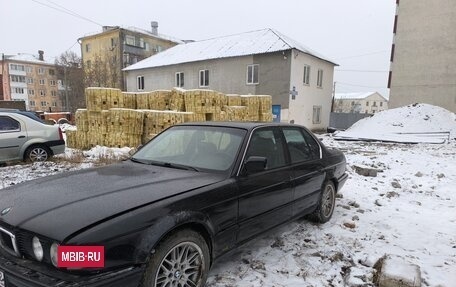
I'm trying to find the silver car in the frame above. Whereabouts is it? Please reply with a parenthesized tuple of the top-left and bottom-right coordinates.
(0, 109, 65, 163)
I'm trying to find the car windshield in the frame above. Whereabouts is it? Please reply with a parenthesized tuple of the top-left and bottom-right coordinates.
(132, 125, 246, 172)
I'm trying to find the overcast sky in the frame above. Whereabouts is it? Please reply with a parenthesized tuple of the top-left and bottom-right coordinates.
(1, 0, 395, 96)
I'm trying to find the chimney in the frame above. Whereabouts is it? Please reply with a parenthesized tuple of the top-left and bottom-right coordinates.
(151, 21, 158, 35)
(38, 50, 44, 61)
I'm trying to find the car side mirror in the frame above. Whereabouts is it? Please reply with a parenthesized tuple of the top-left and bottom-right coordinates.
(244, 156, 267, 175)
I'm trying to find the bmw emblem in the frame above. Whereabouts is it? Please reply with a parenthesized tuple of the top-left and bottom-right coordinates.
(1, 207, 12, 216)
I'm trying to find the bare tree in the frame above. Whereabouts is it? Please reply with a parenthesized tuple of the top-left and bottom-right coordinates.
(55, 51, 85, 113)
(83, 53, 122, 89)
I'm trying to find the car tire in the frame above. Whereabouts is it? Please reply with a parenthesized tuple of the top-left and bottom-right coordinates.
(141, 229, 210, 287)
(309, 181, 336, 223)
(25, 145, 51, 162)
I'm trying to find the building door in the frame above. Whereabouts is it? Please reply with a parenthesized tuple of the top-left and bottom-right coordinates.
(272, 105, 281, 122)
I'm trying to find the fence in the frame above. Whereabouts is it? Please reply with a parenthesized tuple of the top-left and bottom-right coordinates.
(329, 112, 372, 130)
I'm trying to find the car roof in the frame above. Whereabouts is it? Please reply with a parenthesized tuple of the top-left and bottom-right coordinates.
(176, 121, 305, 131)
(0, 109, 44, 123)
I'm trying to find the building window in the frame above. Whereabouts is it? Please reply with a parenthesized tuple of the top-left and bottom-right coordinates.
(373, 101, 377, 107)
(40, 90, 46, 96)
(30, 100, 36, 107)
(11, 75, 26, 83)
(38, 67, 45, 74)
(303, 65, 311, 85)
(246, 64, 259, 85)
(52, 102, 57, 107)
(137, 76, 145, 90)
(50, 80, 56, 86)
(144, 42, 150, 51)
(175, 72, 184, 87)
(27, 77, 34, 84)
(199, 70, 209, 87)
(111, 38, 115, 48)
(28, 89, 35, 96)
(26, 66, 32, 73)
(10, 64, 25, 71)
(51, 90, 57, 97)
(85, 43, 91, 53)
(11, 87, 24, 94)
(317, 69, 323, 88)
(139, 38, 145, 48)
(39, 79, 45, 85)
(49, 69, 55, 75)
(86, 60, 91, 69)
(41, 101, 47, 107)
(380, 102, 383, 107)
(312, 105, 322, 124)
(366, 101, 369, 106)
(125, 35, 136, 46)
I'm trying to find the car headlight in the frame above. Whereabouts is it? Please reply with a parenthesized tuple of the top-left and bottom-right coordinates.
(32, 236, 43, 261)
(50, 242, 59, 267)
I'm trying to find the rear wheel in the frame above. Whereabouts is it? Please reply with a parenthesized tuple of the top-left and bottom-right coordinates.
(309, 181, 336, 223)
(142, 229, 210, 287)
(25, 145, 51, 162)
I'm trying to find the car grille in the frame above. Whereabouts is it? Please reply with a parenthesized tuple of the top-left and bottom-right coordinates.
(0, 226, 19, 256)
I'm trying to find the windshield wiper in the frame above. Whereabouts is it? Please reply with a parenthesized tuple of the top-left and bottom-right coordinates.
(161, 162, 200, 172)
(130, 157, 149, 165)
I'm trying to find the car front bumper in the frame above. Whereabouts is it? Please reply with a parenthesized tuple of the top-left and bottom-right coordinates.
(0, 250, 144, 287)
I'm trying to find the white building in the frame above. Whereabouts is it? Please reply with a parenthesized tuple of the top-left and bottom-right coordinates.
(334, 92, 388, 114)
(123, 29, 337, 130)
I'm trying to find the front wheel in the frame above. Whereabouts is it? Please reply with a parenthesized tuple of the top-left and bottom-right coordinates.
(142, 229, 210, 287)
(309, 181, 336, 223)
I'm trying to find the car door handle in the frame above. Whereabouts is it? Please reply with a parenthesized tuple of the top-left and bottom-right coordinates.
(18, 136, 25, 138)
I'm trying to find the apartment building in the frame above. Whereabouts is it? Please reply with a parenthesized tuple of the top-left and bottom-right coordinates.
(388, 0, 456, 113)
(79, 21, 182, 90)
(1, 51, 63, 112)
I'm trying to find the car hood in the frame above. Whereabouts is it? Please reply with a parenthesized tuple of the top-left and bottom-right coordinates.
(0, 160, 225, 241)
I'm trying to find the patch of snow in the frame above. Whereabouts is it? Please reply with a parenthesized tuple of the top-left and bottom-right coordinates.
(335, 103, 456, 143)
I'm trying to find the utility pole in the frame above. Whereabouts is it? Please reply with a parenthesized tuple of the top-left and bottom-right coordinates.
(64, 65, 69, 112)
(331, 81, 336, 112)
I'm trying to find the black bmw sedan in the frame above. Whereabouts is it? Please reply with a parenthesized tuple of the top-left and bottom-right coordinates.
(0, 122, 348, 287)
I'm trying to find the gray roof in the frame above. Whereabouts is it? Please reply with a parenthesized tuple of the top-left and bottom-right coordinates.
(124, 28, 337, 71)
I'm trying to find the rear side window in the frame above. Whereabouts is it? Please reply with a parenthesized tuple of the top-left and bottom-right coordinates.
(0, 116, 21, 132)
(301, 128, 321, 160)
(282, 128, 321, 162)
(282, 128, 312, 163)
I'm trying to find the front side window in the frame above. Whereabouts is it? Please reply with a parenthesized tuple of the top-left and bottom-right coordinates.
(199, 70, 209, 87)
(41, 101, 47, 107)
(247, 64, 259, 84)
(38, 67, 45, 74)
(11, 88, 24, 94)
(49, 69, 55, 75)
(137, 76, 145, 90)
(85, 43, 91, 53)
(0, 116, 20, 132)
(175, 72, 184, 87)
(28, 89, 35, 96)
(30, 100, 36, 106)
(133, 126, 246, 172)
(313, 105, 322, 124)
(245, 128, 286, 170)
(317, 69, 323, 88)
(303, 65, 311, 85)
(39, 79, 45, 85)
(366, 101, 369, 106)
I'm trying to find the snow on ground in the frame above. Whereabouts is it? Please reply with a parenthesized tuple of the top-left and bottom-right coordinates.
(335, 103, 456, 143)
(0, 139, 454, 286)
(4, 103, 454, 285)
(205, 137, 456, 287)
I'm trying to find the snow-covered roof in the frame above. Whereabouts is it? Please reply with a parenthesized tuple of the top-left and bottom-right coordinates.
(123, 28, 337, 71)
(4, 53, 54, 65)
(335, 92, 388, 101)
(80, 26, 183, 44)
